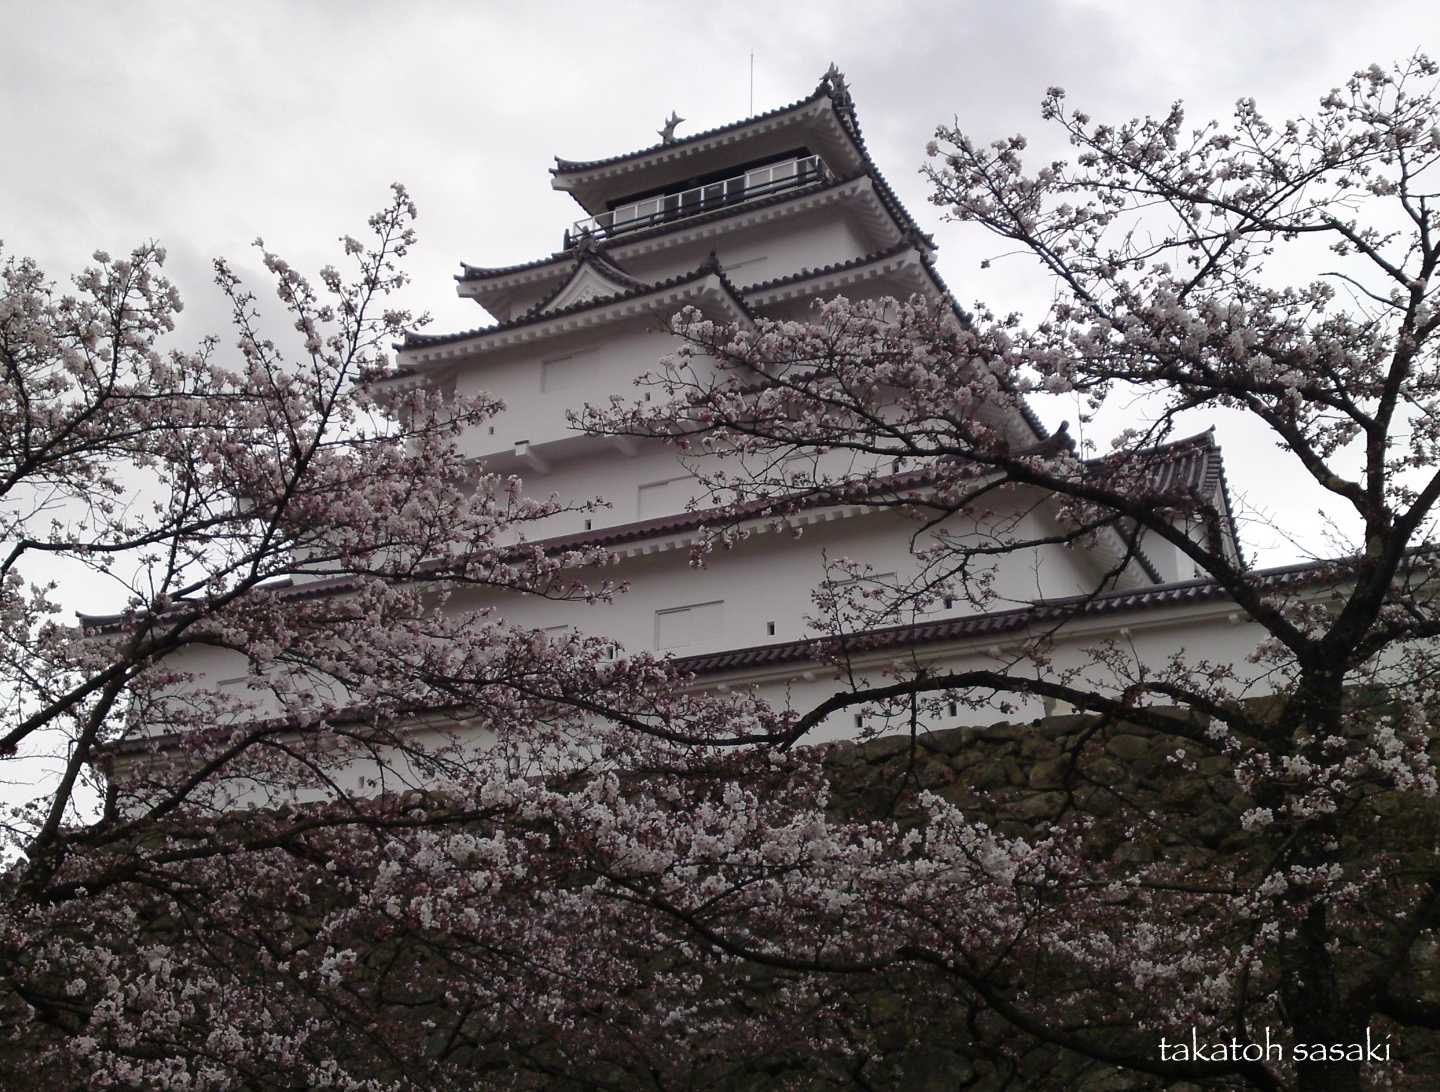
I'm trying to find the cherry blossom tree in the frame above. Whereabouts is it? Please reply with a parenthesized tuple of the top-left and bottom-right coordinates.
(5, 56, 1440, 1092)
(0, 185, 655, 1087)
(575, 55, 1440, 1091)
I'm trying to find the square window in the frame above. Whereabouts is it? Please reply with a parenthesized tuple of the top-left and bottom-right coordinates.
(638, 475, 697, 518)
(655, 601, 723, 651)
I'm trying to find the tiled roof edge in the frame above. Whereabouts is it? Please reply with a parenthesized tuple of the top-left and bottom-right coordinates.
(551, 86, 832, 176)
(403, 257, 750, 352)
(741, 238, 924, 296)
(673, 558, 1323, 674)
(457, 251, 572, 282)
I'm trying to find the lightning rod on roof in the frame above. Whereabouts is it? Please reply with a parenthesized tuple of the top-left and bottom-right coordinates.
(749, 52, 754, 115)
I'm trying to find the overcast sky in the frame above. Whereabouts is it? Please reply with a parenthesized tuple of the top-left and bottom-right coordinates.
(4, 0, 1438, 571)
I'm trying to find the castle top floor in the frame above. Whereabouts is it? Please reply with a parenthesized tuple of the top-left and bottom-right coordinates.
(538, 66, 921, 252)
(550, 66, 881, 223)
(452, 68, 938, 322)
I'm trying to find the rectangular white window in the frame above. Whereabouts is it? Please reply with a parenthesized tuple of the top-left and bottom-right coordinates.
(637, 475, 698, 519)
(540, 346, 596, 392)
(721, 255, 769, 275)
(825, 571, 898, 597)
(655, 601, 723, 651)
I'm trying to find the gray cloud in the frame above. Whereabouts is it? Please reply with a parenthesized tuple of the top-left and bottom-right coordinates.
(2, 0, 1435, 568)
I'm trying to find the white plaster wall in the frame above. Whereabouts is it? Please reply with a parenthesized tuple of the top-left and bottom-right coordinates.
(454, 498, 1100, 657)
(495, 441, 928, 542)
(756, 273, 938, 320)
(619, 208, 876, 289)
(451, 321, 687, 459)
(112, 603, 1284, 806)
(144, 493, 1098, 712)
(131, 643, 340, 732)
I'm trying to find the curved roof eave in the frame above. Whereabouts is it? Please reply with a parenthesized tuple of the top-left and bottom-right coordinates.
(551, 85, 833, 179)
(398, 256, 753, 358)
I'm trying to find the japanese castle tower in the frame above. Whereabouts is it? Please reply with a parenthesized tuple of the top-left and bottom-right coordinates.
(99, 68, 1252, 790)
(370, 66, 1245, 736)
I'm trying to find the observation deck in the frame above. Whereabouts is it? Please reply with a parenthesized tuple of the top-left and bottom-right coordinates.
(563, 155, 828, 248)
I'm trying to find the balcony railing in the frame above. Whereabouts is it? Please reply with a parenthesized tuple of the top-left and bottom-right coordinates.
(564, 155, 828, 247)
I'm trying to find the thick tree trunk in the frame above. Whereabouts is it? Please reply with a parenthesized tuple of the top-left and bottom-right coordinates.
(1282, 670, 1369, 1092)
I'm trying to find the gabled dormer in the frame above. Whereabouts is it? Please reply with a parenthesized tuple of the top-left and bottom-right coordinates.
(386, 252, 750, 382)
(531, 240, 647, 315)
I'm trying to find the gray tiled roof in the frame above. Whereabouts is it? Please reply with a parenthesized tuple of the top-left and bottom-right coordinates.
(551, 86, 833, 175)
(403, 254, 747, 351)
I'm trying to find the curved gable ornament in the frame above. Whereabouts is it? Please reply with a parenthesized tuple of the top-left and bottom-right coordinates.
(540, 262, 639, 315)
